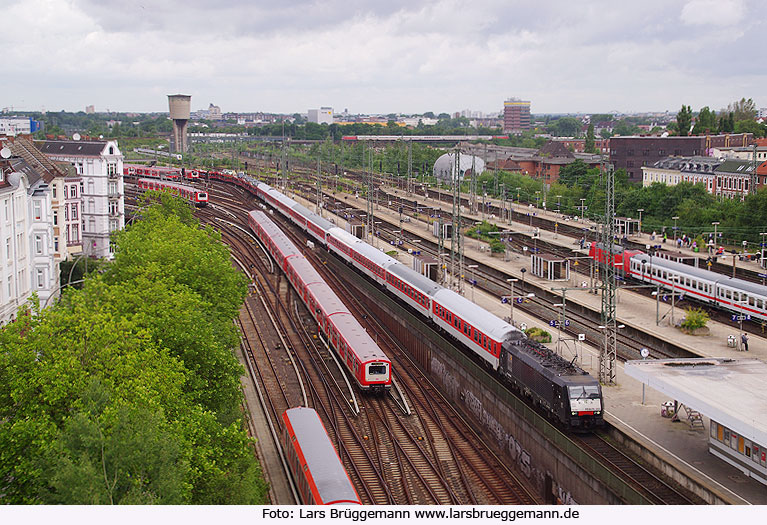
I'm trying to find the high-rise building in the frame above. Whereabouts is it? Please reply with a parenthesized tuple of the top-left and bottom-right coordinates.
(503, 98, 531, 134)
(85, 105, 95, 114)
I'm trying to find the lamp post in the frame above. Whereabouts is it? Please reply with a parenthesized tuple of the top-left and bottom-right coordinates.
(556, 195, 562, 216)
(580, 198, 587, 222)
(712, 221, 720, 253)
(507, 278, 517, 323)
(670, 275, 679, 326)
(637, 208, 644, 235)
(672, 216, 680, 243)
(553, 302, 564, 354)
(468, 264, 478, 301)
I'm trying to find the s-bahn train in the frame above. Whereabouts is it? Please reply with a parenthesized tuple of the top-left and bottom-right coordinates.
(249, 210, 392, 391)
(136, 178, 208, 207)
(222, 172, 602, 430)
(124, 163, 199, 181)
(590, 242, 767, 322)
(282, 407, 361, 505)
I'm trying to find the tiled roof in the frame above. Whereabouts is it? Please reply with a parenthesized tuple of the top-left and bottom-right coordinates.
(39, 140, 106, 157)
(8, 136, 63, 182)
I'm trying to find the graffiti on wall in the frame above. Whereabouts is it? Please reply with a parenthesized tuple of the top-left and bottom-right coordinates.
(431, 356, 579, 505)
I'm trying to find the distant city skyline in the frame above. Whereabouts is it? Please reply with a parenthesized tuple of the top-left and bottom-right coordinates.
(1, 1, 764, 115)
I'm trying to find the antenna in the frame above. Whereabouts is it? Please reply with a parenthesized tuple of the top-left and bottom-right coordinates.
(0, 147, 11, 159)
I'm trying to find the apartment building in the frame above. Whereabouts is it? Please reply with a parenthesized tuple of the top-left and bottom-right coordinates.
(39, 140, 124, 258)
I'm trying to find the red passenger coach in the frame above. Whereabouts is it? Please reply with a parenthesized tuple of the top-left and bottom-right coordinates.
(137, 178, 208, 207)
(282, 407, 361, 505)
(249, 211, 392, 391)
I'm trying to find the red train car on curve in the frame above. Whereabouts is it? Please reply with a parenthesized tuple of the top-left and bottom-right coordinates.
(282, 407, 361, 505)
(136, 178, 208, 207)
(248, 210, 391, 391)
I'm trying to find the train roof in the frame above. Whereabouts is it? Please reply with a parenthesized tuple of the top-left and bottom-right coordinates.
(291, 201, 336, 232)
(249, 211, 303, 259)
(282, 407, 359, 504)
(138, 178, 198, 193)
(387, 262, 441, 296)
(432, 288, 519, 341)
(331, 312, 390, 363)
(512, 340, 594, 380)
(633, 253, 767, 296)
(306, 281, 353, 317)
(289, 257, 325, 287)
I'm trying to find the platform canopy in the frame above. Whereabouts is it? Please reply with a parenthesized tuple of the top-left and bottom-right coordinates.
(625, 358, 767, 446)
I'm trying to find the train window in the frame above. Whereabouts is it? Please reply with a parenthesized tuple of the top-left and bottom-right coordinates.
(368, 364, 387, 375)
(759, 299, 764, 310)
(749, 296, 755, 306)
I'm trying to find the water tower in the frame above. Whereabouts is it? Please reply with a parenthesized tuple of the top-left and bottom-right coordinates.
(167, 94, 191, 153)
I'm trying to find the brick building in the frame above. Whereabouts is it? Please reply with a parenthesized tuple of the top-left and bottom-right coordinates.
(610, 133, 753, 183)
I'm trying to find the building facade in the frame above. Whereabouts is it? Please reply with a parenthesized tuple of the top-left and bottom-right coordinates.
(39, 140, 124, 258)
(0, 117, 42, 136)
(503, 98, 531, 134)
(641, 156, 767, 200)
(308, 107, 334, 124)
(610, 133, 753, 183)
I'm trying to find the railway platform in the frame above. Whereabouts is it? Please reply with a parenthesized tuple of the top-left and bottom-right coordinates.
(314, 189, 767, 504)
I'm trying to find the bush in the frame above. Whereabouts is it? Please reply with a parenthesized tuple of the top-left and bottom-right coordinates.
(489, 239, 506, 253)
(524, 327, 552, 343)
(680, 307, 709, 330)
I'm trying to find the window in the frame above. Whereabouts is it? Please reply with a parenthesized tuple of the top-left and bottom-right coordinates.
(34, 201, 42, 220)
(107, 163, 117, 175)
(69, 185, 77, 198)
(71, 203, 78, 220)
(110, 219, 118, 232)
(5, 238, 10, 259)
(71, 226, 79, 243)
(34, 235, 42, 255)
(54, 238, 59, 252)
(52, 185, 57, 199)
(36, 269, 44, 288)
(53, 211, 58, 226)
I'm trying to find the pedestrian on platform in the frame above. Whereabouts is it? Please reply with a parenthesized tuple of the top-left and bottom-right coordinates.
(677, 237, 682, 249)
(741, 333, 749, 351)
(651, 231, 656, 241)
(663, 232, 667, 243)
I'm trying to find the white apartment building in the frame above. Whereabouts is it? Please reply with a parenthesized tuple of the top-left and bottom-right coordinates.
(39, 140, 124, 259)
(8, 136, 82, 263)
(0, 167, 31, 324)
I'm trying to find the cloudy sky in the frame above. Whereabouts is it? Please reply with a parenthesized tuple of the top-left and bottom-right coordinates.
(1, 0, 764, 115)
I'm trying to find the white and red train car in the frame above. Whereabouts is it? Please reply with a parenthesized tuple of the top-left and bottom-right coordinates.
(591, 243, 767, 322)
(248, 210, 391, 391)
(124, 163, 198, 181)
(136, 178, 208, 207)
(249, 181, 602, 431)
(282, 407, 361, 505)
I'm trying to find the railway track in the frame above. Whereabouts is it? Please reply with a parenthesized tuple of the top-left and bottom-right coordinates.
(133, 171, 710, 505)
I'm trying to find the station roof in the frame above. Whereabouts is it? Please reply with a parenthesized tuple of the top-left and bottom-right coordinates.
(625, 358, 767, 446)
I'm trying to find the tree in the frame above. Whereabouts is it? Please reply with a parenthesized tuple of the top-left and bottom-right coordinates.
(727, 98, 758, 121)
(549, 117, 582, 137)
(692, 106, 717, 135)
(734, 119, 766, 137)
(612, 120, 641, 137)
(585, 123, 596, 153)
(676, 105, 692, 136)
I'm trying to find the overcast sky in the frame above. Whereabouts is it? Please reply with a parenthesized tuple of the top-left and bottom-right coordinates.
(1, 0, 764, 115)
